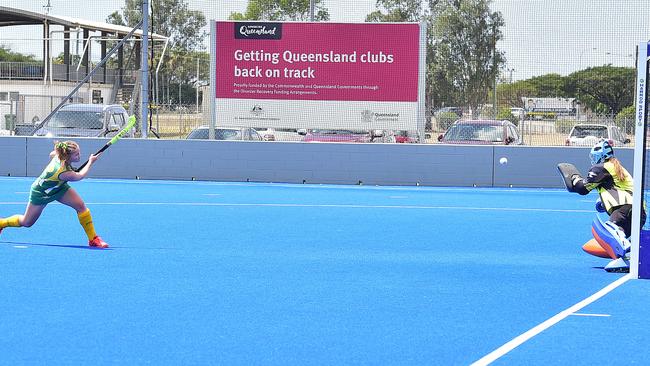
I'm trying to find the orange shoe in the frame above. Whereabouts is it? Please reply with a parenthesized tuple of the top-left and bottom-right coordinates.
(89, 236, 109, 249)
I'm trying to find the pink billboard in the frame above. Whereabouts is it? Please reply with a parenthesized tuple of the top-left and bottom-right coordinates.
(215, 22, 420, 102)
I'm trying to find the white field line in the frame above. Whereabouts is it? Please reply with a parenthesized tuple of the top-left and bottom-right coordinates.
(471, 275, 630, 366)
(0, 201, 592, 213)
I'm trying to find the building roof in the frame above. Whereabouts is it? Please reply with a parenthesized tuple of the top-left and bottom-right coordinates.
(0, 6, 167, 40)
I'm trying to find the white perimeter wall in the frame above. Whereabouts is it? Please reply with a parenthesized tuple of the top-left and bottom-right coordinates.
(0, 136, 637, 188)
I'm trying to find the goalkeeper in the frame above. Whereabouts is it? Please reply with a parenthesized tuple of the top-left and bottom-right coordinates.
(570, 140, 645, 264)
(0, 141, 108, 248)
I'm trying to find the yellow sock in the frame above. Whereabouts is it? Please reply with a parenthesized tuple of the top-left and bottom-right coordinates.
(0, 215, 21, 229)
(77, 209, 97, 241)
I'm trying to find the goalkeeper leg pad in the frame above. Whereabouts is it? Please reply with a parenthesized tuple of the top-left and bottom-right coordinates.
(582, 238, 611, 258)
(591, 216, 630, 259)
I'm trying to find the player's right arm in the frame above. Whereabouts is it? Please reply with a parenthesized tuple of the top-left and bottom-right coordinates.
(572, 165, 609, 195)
(59, 154, 100, 182)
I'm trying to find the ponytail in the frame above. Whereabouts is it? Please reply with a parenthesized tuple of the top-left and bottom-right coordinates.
(609, 157, 627, 181)
(53, 140, 79, 163)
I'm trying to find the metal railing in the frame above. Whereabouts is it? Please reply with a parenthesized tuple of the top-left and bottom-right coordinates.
(0, 62, 43, 80)
(0, 61, 139, 85)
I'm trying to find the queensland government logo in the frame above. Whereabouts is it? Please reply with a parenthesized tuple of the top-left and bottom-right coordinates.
(235, 22, 282, 40)
(361, 110, 400, 123)
(251, 105, 264, 116)
(361, 110, 374, 123)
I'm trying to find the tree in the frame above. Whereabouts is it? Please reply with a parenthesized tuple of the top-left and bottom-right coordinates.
(366, 0, 425, 22)
(107, 0, 208, 105)
(365, 1, 442, 113)
(230, 0, 330, 21)
(496, 106, 518, 125)
(164, 49, 210, 104)
(109, 0, 206, 52)
(565, 66, 635, 115)
(616, 105, 635, 134)
(496, 80, 537, 108)
(430, 0, 506, 118)
(0, 46, 38, 62)
(526, 73, 566, 97)
(52, 52, 82, 66)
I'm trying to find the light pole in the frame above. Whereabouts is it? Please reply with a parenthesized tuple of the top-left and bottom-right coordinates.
(196, 57, 200, 113)
(605, 52, 635, 67)
(579, 47, 597, 69)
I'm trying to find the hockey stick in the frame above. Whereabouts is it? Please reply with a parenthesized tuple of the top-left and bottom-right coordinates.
(76, 115, 137, 172)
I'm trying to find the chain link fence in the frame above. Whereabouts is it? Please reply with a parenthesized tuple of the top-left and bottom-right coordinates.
(0, 92, 636, 146)
(0, 1, 646, 146)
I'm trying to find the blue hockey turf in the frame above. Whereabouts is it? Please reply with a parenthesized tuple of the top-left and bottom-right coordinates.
(0, 177, 648, 365)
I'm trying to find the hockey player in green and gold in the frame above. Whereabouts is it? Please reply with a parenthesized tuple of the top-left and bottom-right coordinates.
(0, 141, 108, 248)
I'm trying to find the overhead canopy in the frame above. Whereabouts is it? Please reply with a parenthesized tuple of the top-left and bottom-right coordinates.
(0, 5, 167, 40)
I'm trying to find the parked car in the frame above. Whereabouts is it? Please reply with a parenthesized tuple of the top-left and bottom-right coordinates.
(438, 120, 523, 145)
(272, 128, 303, 142)
(565, 124, 630, 146)
(394, 130, 417, 143)
(186, 126, 262, 141)
(254, 128, 276, 141)
(33, 104, 132, 138)
(300, 129, 372, 143)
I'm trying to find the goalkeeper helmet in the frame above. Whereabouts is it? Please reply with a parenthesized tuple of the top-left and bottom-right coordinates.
(590, 139, 614, 165)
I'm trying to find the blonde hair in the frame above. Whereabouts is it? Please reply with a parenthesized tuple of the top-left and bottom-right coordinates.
(608, 157, 627, 181)
(54, 140, 79, 163)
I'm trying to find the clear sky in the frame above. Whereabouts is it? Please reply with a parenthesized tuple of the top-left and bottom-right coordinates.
(1, 0, 649, 80)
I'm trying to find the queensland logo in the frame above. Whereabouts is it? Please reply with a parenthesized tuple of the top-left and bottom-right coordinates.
(361, 110, 374, 123)
(374, 112, 400, 122)
(235, 22, 282, 40)
(250, 105, 264, 116)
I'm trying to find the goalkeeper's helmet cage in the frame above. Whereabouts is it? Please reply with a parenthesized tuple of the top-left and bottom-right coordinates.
(590, 139, 614, 165)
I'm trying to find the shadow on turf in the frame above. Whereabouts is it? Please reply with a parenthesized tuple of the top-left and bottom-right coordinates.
(0, 240, 181, 250)
(0, 240, 112, 250)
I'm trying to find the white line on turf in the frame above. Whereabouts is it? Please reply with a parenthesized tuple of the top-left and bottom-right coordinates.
(471, 275, 630, 366)
(570, 313, 611, 317)
(13, 245, 28, 249)
(0, 201, 593, 213)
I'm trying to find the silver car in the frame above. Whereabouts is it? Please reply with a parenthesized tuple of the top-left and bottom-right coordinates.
(186, 126, 262, 141)
(34, 104, 132, 138)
